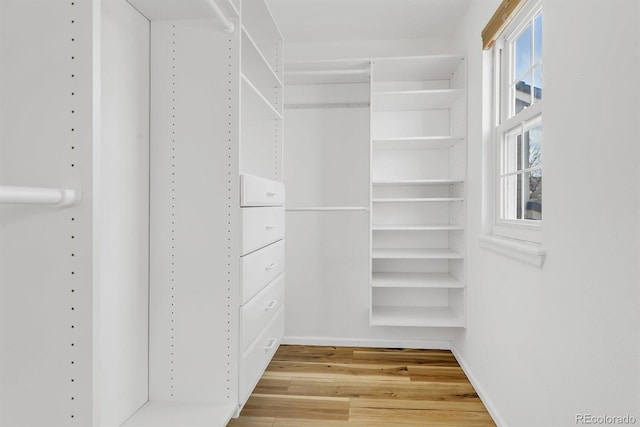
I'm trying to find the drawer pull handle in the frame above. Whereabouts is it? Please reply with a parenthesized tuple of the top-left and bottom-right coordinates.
(265, 225, 275, 230)
(264, 338, 278, 352)
(265, 262, 277, 270)
(265, 300, 278, 311)
(266, 192, 278, 197)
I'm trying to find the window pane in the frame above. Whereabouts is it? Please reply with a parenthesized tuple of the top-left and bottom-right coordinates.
(525, 125, 542, 169)
(525, 170, 542, 220)
(533, 66, 542, 101)
(501, 174, 520, 220)
(514, 25, 532, 80)
(514, 73, 532, 114)
(502, 132, 522, 174)
(534, 13, 543, 63)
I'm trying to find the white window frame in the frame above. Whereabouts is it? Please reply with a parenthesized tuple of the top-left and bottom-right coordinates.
(492, 1, 543, 244)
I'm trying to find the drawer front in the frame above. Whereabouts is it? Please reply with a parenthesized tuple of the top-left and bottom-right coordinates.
(240, 307, 284, 403)
(241, 174, 285, 207)
(240, 240, 284, 305)
(241, 274, 284, 352)
(241, 207, 285, 255)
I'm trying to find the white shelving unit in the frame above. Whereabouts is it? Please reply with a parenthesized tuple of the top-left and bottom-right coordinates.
(370, 55, 467, 328)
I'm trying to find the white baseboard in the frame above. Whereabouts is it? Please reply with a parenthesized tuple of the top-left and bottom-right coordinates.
(450, 342, 507, 427)
(282, 335, 451, 350)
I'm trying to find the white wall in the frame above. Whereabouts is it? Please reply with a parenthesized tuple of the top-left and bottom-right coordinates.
(452, 0, 640, 425)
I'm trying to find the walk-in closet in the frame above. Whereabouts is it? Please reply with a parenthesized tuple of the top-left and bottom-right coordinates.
(1, 0, 639, 426)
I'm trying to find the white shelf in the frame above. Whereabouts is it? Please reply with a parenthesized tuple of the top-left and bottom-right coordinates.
(372, 197, 464, 203)
(373, 136, 464, 150)
(285, 59, 371, 85)
(372, 272, 464, 289)
(372, 248, 463, 259)
(242, 0, 283, 45)
(242, 27, 283, 89)
(372, 224, 463, 231)
(372, 178, 464, 186)
(241, 75, 283, 121)
(372, 55, 465, 82)
(371, 305, 464, 327)
(127, 0, 239, 20)
(122, 401, 237, 427)
(373, 89, 463, 111)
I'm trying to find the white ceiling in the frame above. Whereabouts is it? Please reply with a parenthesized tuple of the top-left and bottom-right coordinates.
(268, 0, 472, 43)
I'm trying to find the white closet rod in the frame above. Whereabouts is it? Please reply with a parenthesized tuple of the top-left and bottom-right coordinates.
(208, 0, 235, 33)
(0, 186, 80, 207)
(286, 207, 369, 212)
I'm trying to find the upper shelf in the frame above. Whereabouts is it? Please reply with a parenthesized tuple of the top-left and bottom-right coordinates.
(242, 0, 283, 43)
(242, 27, 283, 90)
(373, 179, 464, 186)
(372, 136, 464, 150)
(285, 59, 371, 85)
(241, 75, 283, 121)
(127, 0, 238, 21)
(373, 89, 464, 111)
(372, 55, 464, 82)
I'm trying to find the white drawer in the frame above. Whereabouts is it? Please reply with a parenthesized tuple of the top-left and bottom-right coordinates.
(241, 207, 285, 255)
(241, 274, 284, 352)
(240, 240, 284, 304)
(241, 174, 285, 207)
(240, 307, 284, 404)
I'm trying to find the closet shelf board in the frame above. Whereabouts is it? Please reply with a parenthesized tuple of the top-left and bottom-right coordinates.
(242, 0, 283, 42)
(372, 136, 464, 150)
(372, 55, 465, 82)
(371, 248, 463, 259)
(121, 401, 237, 427)
(372, 178, 464, 186)
(372, 225, 464, 231)
(285, 68, 370, 85)
(127, 0, 238, 20)
(241, 27, 283, 89)
(372, 198, 464, 203)
(371, 306, 464, 328)
(241, 75, 283, 121)
(372, 272, 464, 289)
(373, 89, 464, 111)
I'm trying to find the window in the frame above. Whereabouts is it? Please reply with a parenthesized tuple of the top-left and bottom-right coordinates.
(493, 3, 543, 243)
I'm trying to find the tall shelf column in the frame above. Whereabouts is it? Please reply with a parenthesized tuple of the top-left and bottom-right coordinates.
(369, 55, 467, 328)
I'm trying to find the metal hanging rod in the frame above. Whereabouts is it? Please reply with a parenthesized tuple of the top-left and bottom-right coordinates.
(0, 186, 80, 207)
(285, 102, 370, 109)
(208, 0, 235, 33)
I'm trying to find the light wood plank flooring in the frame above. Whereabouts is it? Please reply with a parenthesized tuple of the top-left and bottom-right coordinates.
(228, 345, 495, 426)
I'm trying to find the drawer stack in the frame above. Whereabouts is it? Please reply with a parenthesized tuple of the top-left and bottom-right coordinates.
(239, 174, 285, 404)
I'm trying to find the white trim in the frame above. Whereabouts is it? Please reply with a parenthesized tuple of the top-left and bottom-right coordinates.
(450, 343, 508, 427)
(478, 234, 546, 267)
(282, 336, 451, 350)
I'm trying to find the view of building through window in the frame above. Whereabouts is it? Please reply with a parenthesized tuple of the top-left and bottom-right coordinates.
(499, 9, 543, 223)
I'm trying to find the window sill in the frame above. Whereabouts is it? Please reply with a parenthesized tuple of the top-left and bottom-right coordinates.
(478, 234, 546, 268)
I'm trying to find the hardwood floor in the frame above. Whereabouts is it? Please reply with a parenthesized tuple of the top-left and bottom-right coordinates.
(228, 345, 495, 426)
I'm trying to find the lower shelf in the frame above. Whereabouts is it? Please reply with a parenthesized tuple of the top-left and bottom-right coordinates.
(372, 272, 463, 288)
(372, 248, 463, 259)
(122, 401, 237, 427)
(370, 305, 464, 328)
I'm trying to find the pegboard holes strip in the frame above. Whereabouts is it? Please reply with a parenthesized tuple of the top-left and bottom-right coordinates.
(226, 33, 233, 400)
(169, 24, 177, 398)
